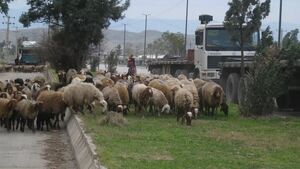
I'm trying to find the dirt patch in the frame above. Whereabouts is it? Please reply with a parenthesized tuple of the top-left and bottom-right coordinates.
(40, 130, 77, 169)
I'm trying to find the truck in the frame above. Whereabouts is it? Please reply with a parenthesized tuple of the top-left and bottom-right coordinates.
(148, 15, 300, 111)
(16, 41, 43, 65)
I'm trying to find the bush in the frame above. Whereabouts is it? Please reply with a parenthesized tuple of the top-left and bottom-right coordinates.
(239, 46, 286, 116)
(106, 50, 118, 73)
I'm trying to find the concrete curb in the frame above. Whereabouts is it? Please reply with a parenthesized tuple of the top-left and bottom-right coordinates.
(66, 110, 106, 169)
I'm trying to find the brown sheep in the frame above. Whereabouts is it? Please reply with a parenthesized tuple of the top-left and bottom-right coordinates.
(131, 83, 153, 117)
(149, 88, 170, 116)
(201, 82, 226, 116)
(114, 82, 130, 115)
(180, 79, 199, 118)
(15, 99, 42, 132)
(0, 98, 17, 131)
(102, 86, 123, 113)
(37, 90, 67, 130)
(95, 77, 115, 91)
(148, 79, 173, 108)
(172, 86, 193, 125)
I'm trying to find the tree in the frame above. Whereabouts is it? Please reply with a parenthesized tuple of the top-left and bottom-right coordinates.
(257, 26, 273, 54)
(106, 48, 119, 73)
(282, 29, 299, 49)
(224, 0, 270, 77)
(147, 32, 185, 57)
(0, 0, 12, 14)
(20, 0, 129, 70)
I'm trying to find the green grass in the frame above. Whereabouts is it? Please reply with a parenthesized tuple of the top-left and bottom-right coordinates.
(81, 105, 300, 169)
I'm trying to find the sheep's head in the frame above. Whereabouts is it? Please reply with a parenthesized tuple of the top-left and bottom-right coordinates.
(117, 105, 123, 113)
(140, 87, 153, 104)
(213, 87, 223, 104)
(31, 82, 41, 92)
(185, 112, 193, 126)
(161, 104, 170, 114)
(220, 102, 228, 116)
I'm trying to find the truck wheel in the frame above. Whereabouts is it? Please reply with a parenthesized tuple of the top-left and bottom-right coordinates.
(238, 77, 249, 105)
(226, 73, 240, 104)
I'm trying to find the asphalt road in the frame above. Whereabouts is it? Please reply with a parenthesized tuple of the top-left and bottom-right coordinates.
(0, 72, 77, 169)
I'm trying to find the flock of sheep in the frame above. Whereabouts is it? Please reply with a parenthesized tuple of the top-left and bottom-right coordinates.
(0, 68, 228, 132)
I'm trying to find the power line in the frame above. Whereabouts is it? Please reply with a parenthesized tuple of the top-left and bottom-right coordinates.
(2, 15, 15, 48)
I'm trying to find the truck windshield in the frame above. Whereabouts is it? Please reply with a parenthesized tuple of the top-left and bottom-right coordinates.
(206, 28, 258, 51)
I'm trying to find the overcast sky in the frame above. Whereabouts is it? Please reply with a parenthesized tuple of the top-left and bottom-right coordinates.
(2, 0, 299, 32)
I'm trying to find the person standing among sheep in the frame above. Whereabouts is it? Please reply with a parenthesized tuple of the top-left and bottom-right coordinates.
(127, 54, 136, 76)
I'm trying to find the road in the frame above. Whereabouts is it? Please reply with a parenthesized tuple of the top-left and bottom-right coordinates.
(0, 72, 77, 169)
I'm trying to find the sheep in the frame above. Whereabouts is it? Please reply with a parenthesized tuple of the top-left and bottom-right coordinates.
(148, 79, 173, 108)
(14, 99, 42, 132)
(14, 78, 24, 86)
(37, 90, 67, 130)
(62, 83, 107, 114)
(172, 86, 193, 125)
(180, 79, 199, 119)
(5, 82, 17, 95)
(149, 88, 170, 116)
(131, 83, 153, 117)
(193, 78, 207, 113)
(95, 77, 114, 91)
(31, 82, 41, 100)
(57, 70, 67, 84)
(0, 81, 5, 92)
(114, 82, 130, 115)
(33, 75, 47, 86)
(0, 92, 11, 99)
(21, 86, 32, 100)
(0, 98, 17, 131)
(201, 81, 226, 116)
(66, 69, 77, 84)
(101, 86, 123, 113)
(177, 74, 188, 80)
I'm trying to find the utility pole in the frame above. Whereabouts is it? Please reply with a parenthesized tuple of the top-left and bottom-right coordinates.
(14, 26, 19, 57)
(123, 24, 126, 63)
(143, 14, 150, 65)
(278, 0, 283, 48)
(2, 16, 15, 48)
(184, 0, 189, 57)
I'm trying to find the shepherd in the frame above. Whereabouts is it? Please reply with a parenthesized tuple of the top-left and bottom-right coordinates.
(127, 54, 136, 76)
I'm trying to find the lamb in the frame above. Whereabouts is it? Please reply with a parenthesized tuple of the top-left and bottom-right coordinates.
(172, 86, 194, 125)
(101, 86, 123, 113)
(149, 87, 170, 116)
(148, 79, 173, 108)
(62, 83, 107, 114)
(37, 90, 67, 130)
(114, 82, 130, 115)
(0, 98, 17, 131)
(131, 83, 153, 117)
(31, 82, 41, 100)
(201, 81, 226, 116)
(14, 99, 42, 132)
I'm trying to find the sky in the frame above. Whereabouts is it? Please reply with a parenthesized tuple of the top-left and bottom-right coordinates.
(1, 0, 299, 34)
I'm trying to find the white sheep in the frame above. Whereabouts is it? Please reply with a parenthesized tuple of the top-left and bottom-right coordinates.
(62, 83, 107, 114)
(101, 86, 123, 113)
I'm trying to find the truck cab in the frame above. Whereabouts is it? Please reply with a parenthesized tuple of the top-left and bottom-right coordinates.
(194, 24, 258, 80)
(16, 41, 42, 65)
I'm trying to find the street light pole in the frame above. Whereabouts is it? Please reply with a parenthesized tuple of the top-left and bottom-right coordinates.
(143, 14, 150, 65)
(278, 0, 283, 48)
(184, 0, 189, 57)
(123, 23, 126, 62)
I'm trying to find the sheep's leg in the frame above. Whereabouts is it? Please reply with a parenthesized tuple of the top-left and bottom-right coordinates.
(46, 119, 50, 131)
(20, 118, 25, 132)
(5, 118, 10, 132)
(55, 114, 60, 129)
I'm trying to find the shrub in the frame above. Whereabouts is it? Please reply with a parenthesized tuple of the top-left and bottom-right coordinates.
(240, 46, 286, 116)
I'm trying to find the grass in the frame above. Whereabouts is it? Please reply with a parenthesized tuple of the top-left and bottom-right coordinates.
(81, 105, 300, 169)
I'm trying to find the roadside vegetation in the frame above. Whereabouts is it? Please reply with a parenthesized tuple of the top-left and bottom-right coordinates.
(82, 105, 300, 169)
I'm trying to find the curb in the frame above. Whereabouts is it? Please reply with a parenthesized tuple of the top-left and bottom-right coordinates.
(66, 109, 106, 169)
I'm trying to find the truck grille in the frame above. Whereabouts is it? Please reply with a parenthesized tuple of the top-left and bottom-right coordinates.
(207, 55, 245, 69)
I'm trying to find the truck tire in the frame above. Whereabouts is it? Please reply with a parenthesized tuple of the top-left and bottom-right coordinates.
(238, 77, 249, 105)
(226, 73, 240, 104)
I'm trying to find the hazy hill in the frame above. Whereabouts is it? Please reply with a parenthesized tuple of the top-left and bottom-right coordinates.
(0, 28, 194, 53)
